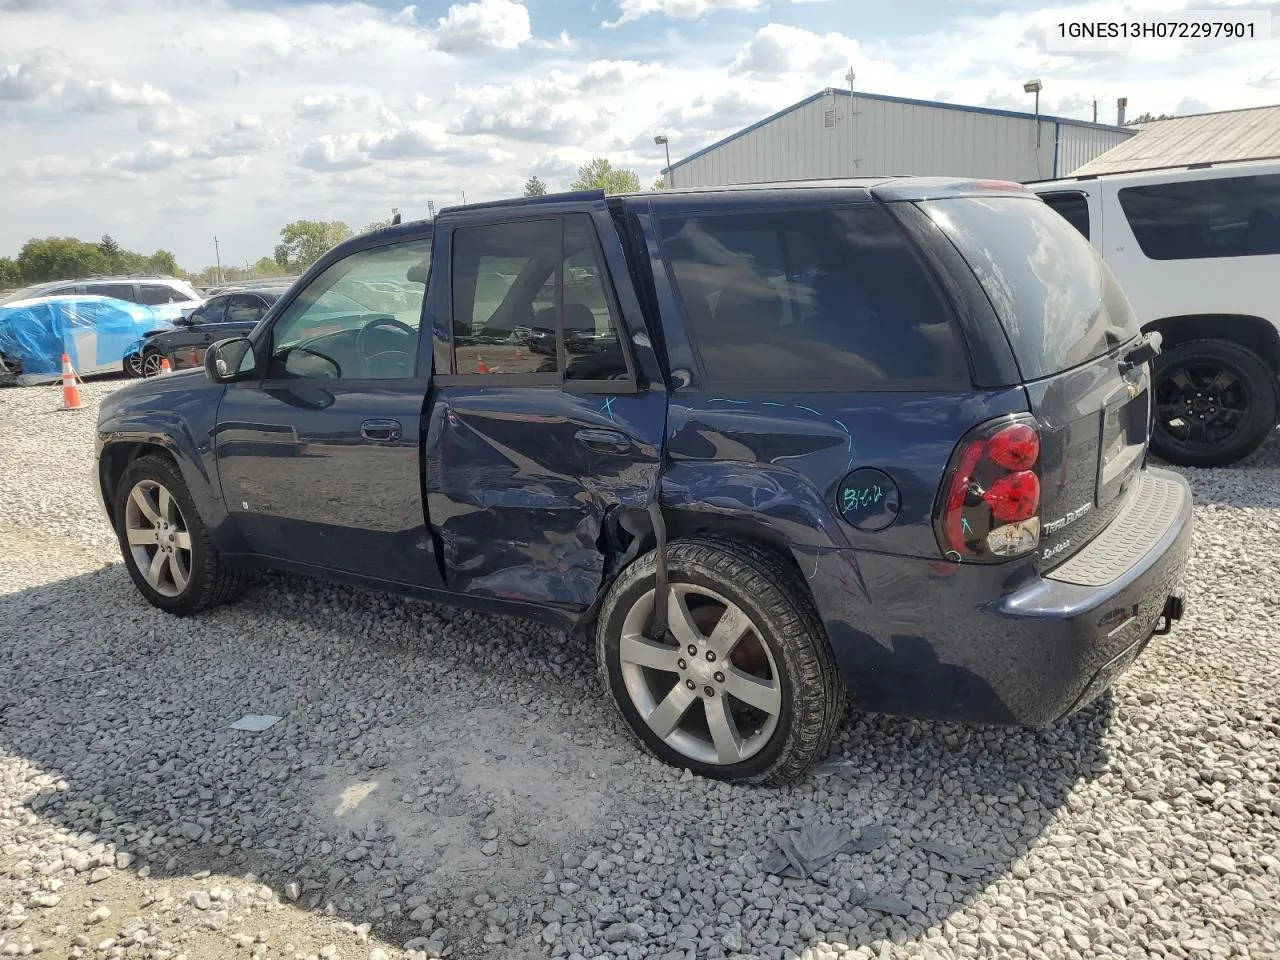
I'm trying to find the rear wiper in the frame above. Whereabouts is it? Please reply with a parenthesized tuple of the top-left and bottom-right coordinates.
(1120, 330, 1162, 373)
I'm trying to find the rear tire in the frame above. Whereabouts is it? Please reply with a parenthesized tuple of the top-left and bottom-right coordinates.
(596, 537, 845, 784)
(1150, 338, 1276, 468)
(113, 454, 246, 615)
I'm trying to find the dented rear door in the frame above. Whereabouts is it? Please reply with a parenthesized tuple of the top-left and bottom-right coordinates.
(423, 202, 667, 607)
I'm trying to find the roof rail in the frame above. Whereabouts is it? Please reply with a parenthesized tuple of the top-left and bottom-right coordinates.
(437, 189, 606, 215)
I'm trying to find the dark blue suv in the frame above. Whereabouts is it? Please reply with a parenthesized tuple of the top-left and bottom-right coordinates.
(94, 179, 1191, 783)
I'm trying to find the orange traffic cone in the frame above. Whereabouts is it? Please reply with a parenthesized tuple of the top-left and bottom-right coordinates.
(59, 353, 83, 411)
(159, 356, 173, 375)
(476, 356, 490, 374)
(514, 347, 524, 360)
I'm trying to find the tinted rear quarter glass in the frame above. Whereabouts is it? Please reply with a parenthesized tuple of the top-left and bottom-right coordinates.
(658, 204, 968, 386)
(920, 196, 1139, 381)
(1118, 173, 1280, 259)
(1039, 191, 1090, 239)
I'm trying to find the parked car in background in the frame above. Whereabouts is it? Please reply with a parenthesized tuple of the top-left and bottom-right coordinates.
(1030, 160, 1280, 466)
(96, 180, 1190, 783)
(0, 275, 203, 324)
(127, 282, 290, 377)
(0, 295, 169, 383)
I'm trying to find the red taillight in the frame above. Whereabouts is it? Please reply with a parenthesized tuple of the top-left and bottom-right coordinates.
(986, 423, 1039, 470)
(983, 470, 1040, 522)
(937, 419, 1042, 562)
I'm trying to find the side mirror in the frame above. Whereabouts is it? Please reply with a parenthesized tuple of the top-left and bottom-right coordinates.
(205, 337, 256, 383)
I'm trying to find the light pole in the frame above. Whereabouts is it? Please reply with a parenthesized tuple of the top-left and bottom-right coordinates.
(213, 235, 223, 286)
(654, 134, 672, 187)
(1023, 79, 1043, 148)
(845, 66, 857, 173)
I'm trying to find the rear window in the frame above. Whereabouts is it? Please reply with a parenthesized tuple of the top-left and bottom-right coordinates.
(658, 205, 967, 386)
(920, 196, 1139, 381)
(1118, 173, 1280, 260)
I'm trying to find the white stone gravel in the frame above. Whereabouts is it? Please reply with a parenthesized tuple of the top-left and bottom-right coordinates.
(1, 377, 1278, 960)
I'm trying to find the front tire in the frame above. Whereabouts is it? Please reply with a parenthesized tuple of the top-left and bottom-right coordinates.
(113, 454, 246, 615)
(140, 348, 166, 378)
(1150, 338, 1277, 467)
(597, 537, 845, 784)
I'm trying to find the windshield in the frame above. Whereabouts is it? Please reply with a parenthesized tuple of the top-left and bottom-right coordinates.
(920, 195, 1140, 381)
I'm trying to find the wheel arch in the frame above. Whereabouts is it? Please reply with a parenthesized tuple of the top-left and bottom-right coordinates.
(99, 441, 177, 526)
(577, 504, 816, 640)
(1142, 314, 1280, 374)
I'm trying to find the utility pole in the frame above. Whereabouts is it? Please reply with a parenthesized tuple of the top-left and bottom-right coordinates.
(427, 200, 437, 220)
(1092, 97, 1098, 123)
(213, 236, 223, 286)
(845, 67, 857, 174)
(461, 190, 467, 205)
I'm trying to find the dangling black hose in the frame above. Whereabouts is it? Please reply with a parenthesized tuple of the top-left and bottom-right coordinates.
(647, 500, 670, 641)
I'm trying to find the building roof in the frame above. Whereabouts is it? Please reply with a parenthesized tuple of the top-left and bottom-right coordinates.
(665, 88, 1129, 174)
(1069, 104, 1280, 176)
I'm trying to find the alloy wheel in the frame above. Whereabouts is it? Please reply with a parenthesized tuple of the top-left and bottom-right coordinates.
(617, 584, 782, 766)
(141, 353, 165, 377)
(123, 479, 192, 598)
(1154, 360, 1252, 451)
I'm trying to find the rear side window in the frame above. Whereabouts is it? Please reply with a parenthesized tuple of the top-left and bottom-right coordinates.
(1040, 191, 1090, 239)
(84, 282, 136, 301)
(1118, 173, 1280, 260)
(658, 206, 967, 386)
(921, 195, 1139, 381)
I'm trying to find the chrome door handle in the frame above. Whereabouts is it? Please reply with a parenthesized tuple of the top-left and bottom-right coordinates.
(575, 428, 630, 454)
(360, 419, 402, 442)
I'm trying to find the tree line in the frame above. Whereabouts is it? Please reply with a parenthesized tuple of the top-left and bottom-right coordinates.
(0, 157, 658, 291)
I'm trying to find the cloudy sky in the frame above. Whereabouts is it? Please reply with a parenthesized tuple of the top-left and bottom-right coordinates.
(2, 0, 1278, 271)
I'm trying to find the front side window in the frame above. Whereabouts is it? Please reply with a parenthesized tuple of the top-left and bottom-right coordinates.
(1118, 173, 1280, 260)
(659, 205, 965, 385)
(192, 297, 228, 324)
(267, 238, 432, 380)
(1040, 192, 1090, 239)
(449, 215, 630, 381)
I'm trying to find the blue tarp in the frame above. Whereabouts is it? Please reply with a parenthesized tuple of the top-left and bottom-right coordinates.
(0, 296, 172, 379)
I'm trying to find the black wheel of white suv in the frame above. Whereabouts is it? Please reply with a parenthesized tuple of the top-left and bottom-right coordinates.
(113, 454, 246, 615)
(596, 537, 845, 784)
(1150, 338, 1277, 468)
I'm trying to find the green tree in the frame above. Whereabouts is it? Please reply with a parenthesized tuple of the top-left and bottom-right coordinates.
(252, 256, 288, 278)
(273, 220, 353, 272)
(523, 175, 547, 197)
(652, 176, 665, 191)
(0, 257, 20, 287)
(17, 237, 108, 283)
(570, 158, 641, 195)
(99, 234, 122, 273)
(145, 250, 180, 275)
(362, 219, 392, 234)
(1125, 111, 1174, 125)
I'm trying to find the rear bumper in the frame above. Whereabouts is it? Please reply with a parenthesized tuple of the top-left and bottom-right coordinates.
(802, 467, 1193, 726)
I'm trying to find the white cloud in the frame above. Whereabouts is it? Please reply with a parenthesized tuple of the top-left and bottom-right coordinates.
(0, 47, 173, 111)
(604, 0, 760, 28)
(731, 23, 859, 78)
(181, 156, 253, 183)
(434, 0, 531, 53)
(294, 94, 352, 122)
(195, 115, 274, 158)
(79, 79, 171, 111)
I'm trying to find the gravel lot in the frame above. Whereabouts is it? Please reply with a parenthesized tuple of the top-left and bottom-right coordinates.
(2, 378, 1278, 960)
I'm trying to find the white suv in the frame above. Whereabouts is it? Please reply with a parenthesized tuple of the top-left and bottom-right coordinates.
(1030, 160, 1280, 466)
(0, 276, 203, 322)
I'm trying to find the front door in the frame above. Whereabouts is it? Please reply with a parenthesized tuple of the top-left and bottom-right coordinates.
(215, 233, 442, 587)
(424, 207, 667, 606)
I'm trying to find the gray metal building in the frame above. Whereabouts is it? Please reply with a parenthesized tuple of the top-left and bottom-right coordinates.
(664, 88, 1134, 188)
